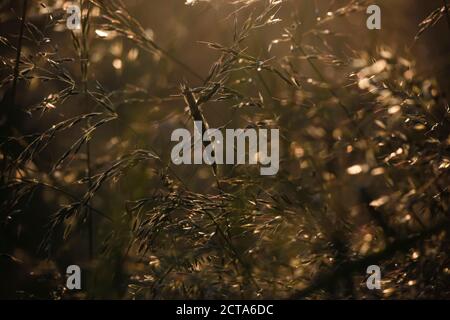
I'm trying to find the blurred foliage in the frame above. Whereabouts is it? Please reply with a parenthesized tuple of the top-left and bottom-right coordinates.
(0, 0, 449, 299)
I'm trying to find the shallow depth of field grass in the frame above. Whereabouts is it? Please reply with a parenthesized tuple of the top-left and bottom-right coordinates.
(0, 0, 449, 299)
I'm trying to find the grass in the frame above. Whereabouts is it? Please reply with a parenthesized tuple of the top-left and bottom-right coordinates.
(0, 0, 449, 299)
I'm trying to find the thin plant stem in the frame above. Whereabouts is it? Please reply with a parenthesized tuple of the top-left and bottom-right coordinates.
(79, 0, 94, 261)
(443, 0, 450, 32)
(11, 0, 28, 106)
